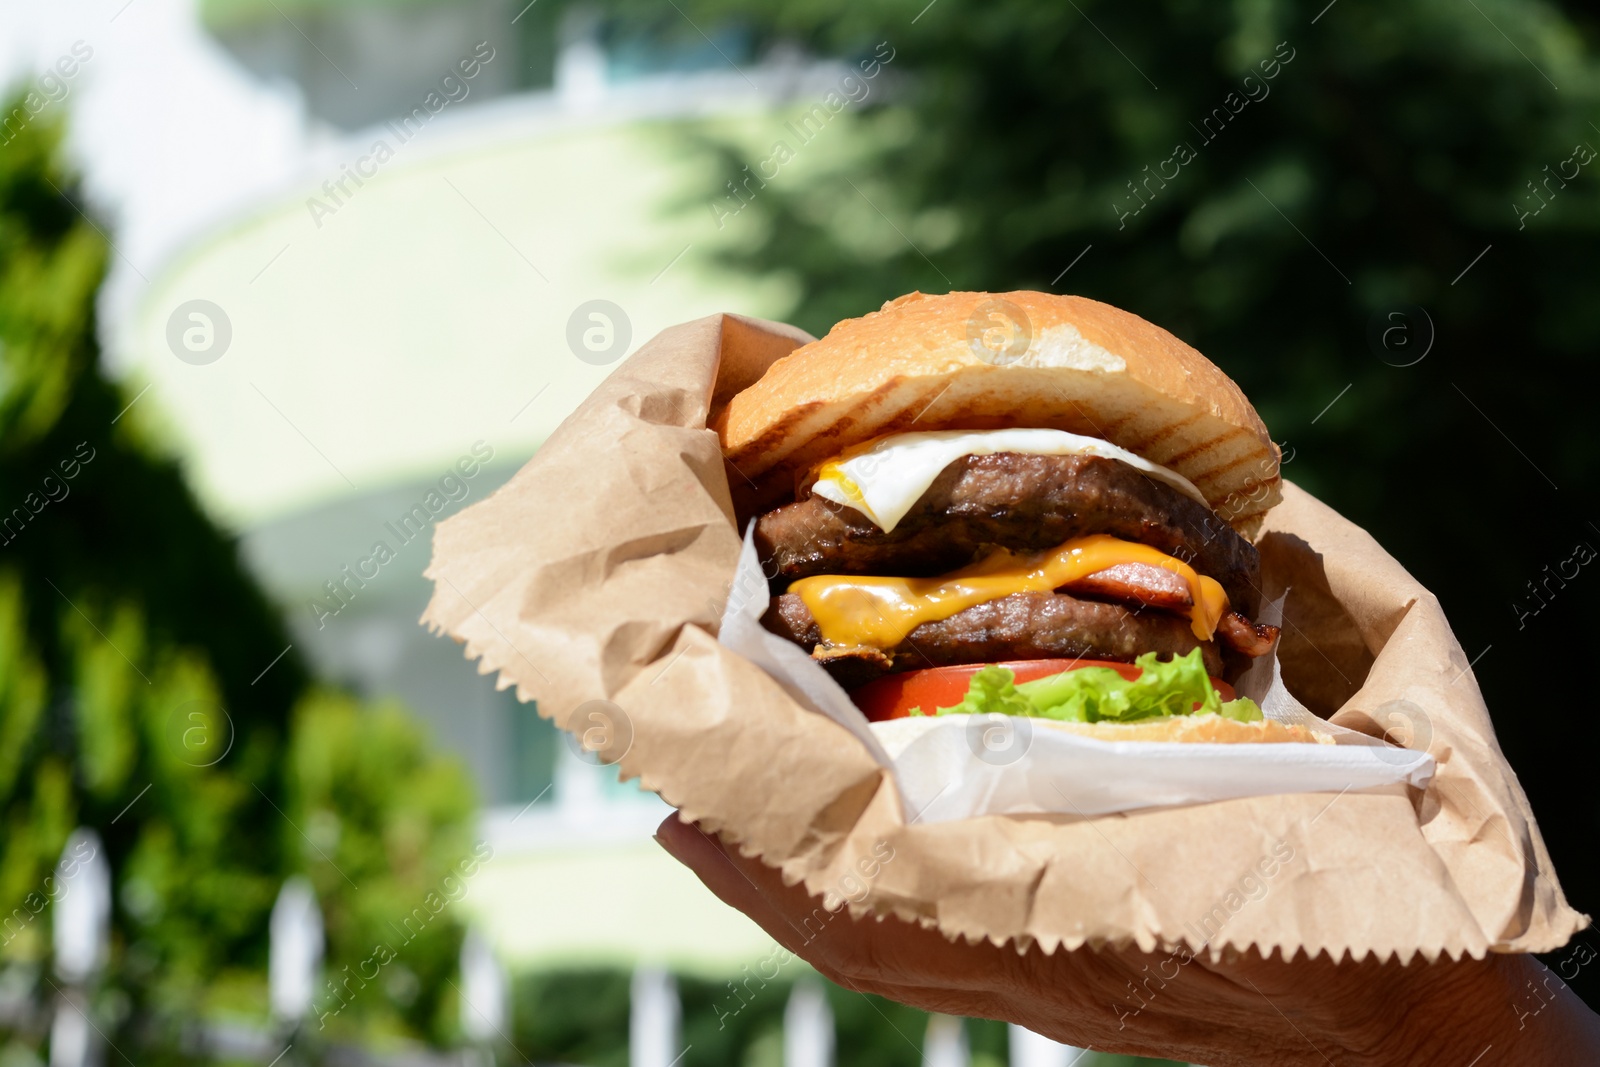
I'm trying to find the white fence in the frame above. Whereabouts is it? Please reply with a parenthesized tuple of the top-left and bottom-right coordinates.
(35, 828, 1098, 1067)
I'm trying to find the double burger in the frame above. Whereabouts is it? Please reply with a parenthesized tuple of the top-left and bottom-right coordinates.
(714, 290, 1320, 743)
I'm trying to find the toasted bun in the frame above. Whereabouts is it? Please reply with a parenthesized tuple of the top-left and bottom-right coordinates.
(1037, 713, 1329, 745)
(715, 291, 1281, 532)
(870, 713, 1328, 757)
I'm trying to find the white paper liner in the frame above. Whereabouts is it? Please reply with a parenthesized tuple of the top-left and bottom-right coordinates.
(718, 521, 1435, 821)
(714, 523, 893, 768)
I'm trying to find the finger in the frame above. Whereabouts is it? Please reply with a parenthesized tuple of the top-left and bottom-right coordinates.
(654, 815, 1033, 1013)
(657, 814, 1086, 1001)
(653, 814, 1265, 1061)
(655, 812, 823, 954)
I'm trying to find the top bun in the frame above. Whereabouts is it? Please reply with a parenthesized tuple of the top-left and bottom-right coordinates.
(714, 291, 1281, 532)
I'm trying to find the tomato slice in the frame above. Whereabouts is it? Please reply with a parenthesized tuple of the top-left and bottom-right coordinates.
(848, 658, 1237, 722)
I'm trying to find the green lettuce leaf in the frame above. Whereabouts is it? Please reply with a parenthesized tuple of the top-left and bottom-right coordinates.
(1219, 696, 1264, 723)
(935, 648, 1263, 724)
(935, 663, 1033, 718)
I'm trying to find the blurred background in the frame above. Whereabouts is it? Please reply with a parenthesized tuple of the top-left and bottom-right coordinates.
(0, 0, 1597, 1064)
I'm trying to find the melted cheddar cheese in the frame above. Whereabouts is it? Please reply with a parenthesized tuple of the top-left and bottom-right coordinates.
(789, 534, 1228, 652)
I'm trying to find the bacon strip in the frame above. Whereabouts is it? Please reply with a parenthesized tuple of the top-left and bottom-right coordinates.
(1061, 564, 1279, 659)
(1060, 562, 1192, 612)
(1217, 612, 1280, 658)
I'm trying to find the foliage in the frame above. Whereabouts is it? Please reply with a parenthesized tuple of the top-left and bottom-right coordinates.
(657, 0, 1600, 1006)
(290, 694, 476, 1041)
(511, 968, 631, 1067)
(0, 105, 476, 1050)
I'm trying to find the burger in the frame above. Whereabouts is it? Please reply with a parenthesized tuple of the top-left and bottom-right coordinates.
(714, 290, 1322, 744)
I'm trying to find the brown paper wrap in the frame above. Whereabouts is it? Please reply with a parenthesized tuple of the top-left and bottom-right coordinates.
(423, 312, 1586, 963)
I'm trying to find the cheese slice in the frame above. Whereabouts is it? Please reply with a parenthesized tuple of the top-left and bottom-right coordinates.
(808, 428, 1207, 533)
(790, 534, 1228, 650)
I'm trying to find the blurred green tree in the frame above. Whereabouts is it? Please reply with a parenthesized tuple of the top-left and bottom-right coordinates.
(657, 0, 1600, 1008)
(0, 104, 476, 1053)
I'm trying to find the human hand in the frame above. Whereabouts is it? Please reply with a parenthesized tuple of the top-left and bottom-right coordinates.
(656, 813, 1600, 1066)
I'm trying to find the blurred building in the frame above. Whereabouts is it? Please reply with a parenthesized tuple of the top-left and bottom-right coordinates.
(0, 0, 862, 980)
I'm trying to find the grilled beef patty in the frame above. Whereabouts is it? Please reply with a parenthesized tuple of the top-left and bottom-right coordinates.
(764, 590, 1224, 690)
(755, 453, 1261, 614)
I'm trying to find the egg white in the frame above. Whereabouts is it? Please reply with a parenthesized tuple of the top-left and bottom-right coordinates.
(809, 428, 1208, 533)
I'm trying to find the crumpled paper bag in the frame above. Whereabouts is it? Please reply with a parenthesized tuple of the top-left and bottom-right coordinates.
(423, 311, 1585, 962)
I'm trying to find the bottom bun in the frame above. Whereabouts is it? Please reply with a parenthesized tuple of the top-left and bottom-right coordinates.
(1037, 713, 1330, 745)
(867, 713, 1330, 755)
